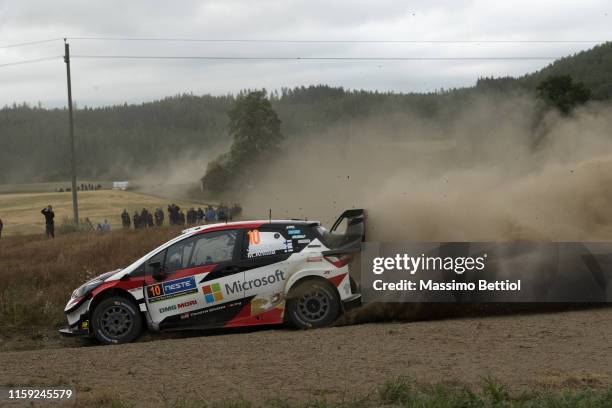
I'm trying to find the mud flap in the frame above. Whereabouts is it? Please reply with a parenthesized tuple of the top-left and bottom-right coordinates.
(341, 293, 362, 311)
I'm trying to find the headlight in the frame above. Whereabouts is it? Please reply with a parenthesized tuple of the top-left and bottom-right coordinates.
(71, 279, 104, 299)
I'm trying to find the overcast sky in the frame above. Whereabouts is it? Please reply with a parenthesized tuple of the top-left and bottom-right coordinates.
(0, 0, 610, 107)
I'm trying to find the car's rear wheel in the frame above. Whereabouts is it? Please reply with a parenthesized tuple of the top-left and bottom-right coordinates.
(91, 296, 143, 345)
(286, 279, 340, 329)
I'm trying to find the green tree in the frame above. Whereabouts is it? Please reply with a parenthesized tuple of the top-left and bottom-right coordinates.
(202, 90, 283, 192)
(536, 75, 591, 114)
(227, 90, 283, 161)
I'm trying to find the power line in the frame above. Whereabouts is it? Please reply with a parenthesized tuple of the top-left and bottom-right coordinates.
(0, 38, 62, 49)
(0, 56, 61, 68)
(0, 53, 590, 70)
(71, 54, 565, 61)
(0, 37, 606, 47)
(67, 36, 609, 44)
(4, 52, 606, 69)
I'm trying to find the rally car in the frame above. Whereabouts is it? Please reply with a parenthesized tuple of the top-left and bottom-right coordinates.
(60, 209, 365, 344)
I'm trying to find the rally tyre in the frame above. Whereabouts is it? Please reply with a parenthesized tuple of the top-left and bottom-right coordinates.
(91, 296, 143, 345)
(286, 279, 341, 329)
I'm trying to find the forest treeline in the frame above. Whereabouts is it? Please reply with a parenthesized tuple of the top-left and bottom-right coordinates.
(1, 42, 611, 184)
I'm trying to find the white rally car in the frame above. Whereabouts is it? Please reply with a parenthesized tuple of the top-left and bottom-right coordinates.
(60, 209, 365, 344)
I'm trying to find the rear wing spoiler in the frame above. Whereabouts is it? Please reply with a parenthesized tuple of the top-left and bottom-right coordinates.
(330, 209, 365, 234)
(324, 209, 365, 254)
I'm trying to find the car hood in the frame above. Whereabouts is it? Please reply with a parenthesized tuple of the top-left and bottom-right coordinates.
(95, 269, 122, 283)
(64, 269, 122, 313)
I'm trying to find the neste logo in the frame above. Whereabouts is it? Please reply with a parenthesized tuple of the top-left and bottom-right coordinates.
(162, 276, 196, 294)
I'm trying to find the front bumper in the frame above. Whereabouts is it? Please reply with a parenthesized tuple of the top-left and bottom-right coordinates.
(58, 322, 90, 337)
(62, 299, 92, 337)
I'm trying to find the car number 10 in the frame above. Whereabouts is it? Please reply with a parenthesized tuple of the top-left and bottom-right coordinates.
(247, 230, 260, 245)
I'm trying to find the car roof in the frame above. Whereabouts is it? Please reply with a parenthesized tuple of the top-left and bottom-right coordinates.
(182, 219, 320, 235)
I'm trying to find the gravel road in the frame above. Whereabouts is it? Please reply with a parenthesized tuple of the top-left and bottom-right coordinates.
(1, 308, 611, 406)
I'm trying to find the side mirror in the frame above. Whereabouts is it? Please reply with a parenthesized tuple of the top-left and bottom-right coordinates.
(149, 261, 166, 281)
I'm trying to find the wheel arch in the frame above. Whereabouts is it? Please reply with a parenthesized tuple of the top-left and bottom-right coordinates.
(88, 287, 146, 344)
(284, 273, 341, 301)
(89, 287, 141, 318)
(283, 274, 343, 329)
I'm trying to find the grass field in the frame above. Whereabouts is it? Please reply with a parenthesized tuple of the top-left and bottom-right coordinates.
(0, 189, 210, 236)
(0, 227, 183, 332)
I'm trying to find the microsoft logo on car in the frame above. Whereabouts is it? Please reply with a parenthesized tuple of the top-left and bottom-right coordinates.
(202, 283, 223, 303)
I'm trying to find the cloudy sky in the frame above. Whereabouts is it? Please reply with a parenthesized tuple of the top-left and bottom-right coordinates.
(0, 0, 610, 107)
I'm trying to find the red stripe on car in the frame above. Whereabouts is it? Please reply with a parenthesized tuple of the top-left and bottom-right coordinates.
(327, 273, 347, 288)
(225, 306, 284, 328)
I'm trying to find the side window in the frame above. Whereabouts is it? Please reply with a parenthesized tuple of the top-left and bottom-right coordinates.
(244, 227, 293, 259)
(189, 230, 239, 266)
(160, 231, 239, 274)
(145, 250, 166, 275)
(130, 262, 145, 277)
(165, 238, 196, 273)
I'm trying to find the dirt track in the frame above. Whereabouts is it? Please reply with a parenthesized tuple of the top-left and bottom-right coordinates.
(1, 308, 611, 406)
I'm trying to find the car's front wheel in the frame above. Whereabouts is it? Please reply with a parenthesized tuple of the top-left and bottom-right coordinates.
(286, 279, 341, 329)
(91, 296, 143, 345)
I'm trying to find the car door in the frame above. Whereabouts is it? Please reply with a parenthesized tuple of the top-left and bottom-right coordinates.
(237, 225, 295, 318)
(144, 229, 243, 330)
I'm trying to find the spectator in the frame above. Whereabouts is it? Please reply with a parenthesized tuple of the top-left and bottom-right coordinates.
(41, 205, 55, 238)
(140, 208, 150, 228)
(133, 211, 140, 229)
(0, 216, 3, 239)
(217, 204, 227, 222)
(206, 206, 215, 222)
(154, 208, 164, 226)
(186, 208, 196, 225)
(121, 209, 131, 228)
(97, 219, 111, 233)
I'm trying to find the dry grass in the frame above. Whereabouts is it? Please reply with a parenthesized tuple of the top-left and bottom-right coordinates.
(0, 189, 206, 235)
(0, 227, 182, 329)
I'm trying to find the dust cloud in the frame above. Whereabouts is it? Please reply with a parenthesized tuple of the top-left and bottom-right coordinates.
(241, 92, 612, 242)
(237, 92, 612, 323)
(126, 143, 229, 202)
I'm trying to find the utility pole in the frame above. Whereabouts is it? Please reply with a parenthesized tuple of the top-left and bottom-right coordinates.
(64, 38, 79, 225)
